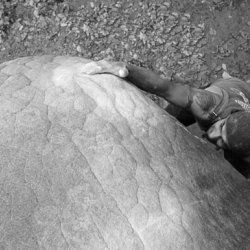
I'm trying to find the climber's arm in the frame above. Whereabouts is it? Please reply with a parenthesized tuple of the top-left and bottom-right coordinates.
(125, 63, 193, 108)
(82, 60, 193, 108)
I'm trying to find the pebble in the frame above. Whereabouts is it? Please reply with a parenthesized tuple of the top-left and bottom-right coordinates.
(222, 63, 227, 71)
(163, 2, 171, 8)
(181, 16, 189, 22)
(57, 14, 65, 19)
(21, 32, 28, 41)
(76, 45, 82, 52)
(124, 43, 129, 50)
(209, 28, 217, 35)
(198, 23, 205, 29)
(34, 8, 39, 18)
(168, 15, 176, 21)
(115, 3, 122, 8)
(215, 65, 222, 72)
(72, 27, 79, 33)
(222, 71, 231, 79)
(133, 53, 139, 60)
(173, 26, 182, 34)
(38, 16, 47, 28)
(60, 22, 67, 27)
(172, 12, 179, 17)
(184, 13, 191, 19)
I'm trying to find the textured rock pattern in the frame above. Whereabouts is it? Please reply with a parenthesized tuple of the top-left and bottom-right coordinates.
(0, 56, 249, 250)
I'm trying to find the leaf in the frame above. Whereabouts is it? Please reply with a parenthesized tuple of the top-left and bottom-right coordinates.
(139, 31, 147, 44)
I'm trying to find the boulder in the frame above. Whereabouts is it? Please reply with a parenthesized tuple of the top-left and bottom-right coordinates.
(0, 56, 249, 250)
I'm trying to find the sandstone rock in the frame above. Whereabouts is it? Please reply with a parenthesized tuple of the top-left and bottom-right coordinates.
(0, 56, 249, 249)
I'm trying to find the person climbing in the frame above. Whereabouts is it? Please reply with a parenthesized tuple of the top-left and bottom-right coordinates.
(82, 59, 250, 173)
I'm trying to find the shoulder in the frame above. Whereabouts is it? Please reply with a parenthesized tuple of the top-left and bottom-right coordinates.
(189, 88, 217, 111)
(212, 77, 249, 91)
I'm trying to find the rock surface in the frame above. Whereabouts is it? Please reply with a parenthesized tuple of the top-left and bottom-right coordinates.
(0, 56, 249, 250)
(1, 0, 250, 87)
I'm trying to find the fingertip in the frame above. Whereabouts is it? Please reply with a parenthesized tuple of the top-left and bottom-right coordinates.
(118, 68, 128, 78)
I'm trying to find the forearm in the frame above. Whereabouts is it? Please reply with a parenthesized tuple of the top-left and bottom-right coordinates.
(126, 63, 192, 108)
(126, 64, 168, 96)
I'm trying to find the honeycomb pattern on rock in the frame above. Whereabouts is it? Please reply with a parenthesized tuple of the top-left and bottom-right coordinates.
(0, 56, 249, 250)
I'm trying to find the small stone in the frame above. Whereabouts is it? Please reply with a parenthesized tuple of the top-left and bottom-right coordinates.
(182, 50, 192, 56)
(38, 16, 47, 28)
(172, 12, 179, 17)
(181, 16, 189, 22)
(174, 26, 182, 34)
(198, 23, 205, 29)
(209, 28, 216, 35)
(115, 2, 122, 8)
(60, 22, 67, 27)
(124, 43, 129, 50)
(76, 45, 82, 53)
(139, 32, 147, 44)
(168, 15, 176, 21)
(21, 32, 28, 41)
(133, 53, 139, 60)
(184, 13, 191, 19)
(222, 71, 231, 79)
(57, 14, 65, 19)
(72, 27, 79, 33)
(222, 63, 227, 71)
(215, 65, 222, 72)
(163, 2, 171, 8)
(34, 8, 39, 18)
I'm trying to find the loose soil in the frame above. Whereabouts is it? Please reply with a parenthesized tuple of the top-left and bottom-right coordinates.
(1, 0, 249, 84)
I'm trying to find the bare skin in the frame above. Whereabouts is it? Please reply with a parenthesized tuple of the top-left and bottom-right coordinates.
(82, 60, 228, 149)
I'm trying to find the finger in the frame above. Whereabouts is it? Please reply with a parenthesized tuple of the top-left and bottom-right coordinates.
(80, 62, 103, 75)
(100, 60, 128, 77)
(118, 68, 128, 78)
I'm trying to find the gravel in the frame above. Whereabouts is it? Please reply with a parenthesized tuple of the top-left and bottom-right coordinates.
(0, 0, 250, 104)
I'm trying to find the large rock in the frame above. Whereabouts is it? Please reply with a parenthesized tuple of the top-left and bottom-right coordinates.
(0, 56, 249, 250)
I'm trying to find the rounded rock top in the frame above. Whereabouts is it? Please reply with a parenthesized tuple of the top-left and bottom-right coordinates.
(0, 55, 249, 250)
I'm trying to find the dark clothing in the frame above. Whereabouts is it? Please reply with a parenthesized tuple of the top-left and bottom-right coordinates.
(212, 77, 250, 113)
(166, 77, 250, 130)
(193, 77, 250, 131)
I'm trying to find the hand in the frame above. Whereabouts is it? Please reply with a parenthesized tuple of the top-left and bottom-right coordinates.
(81, 59, 129, 78)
